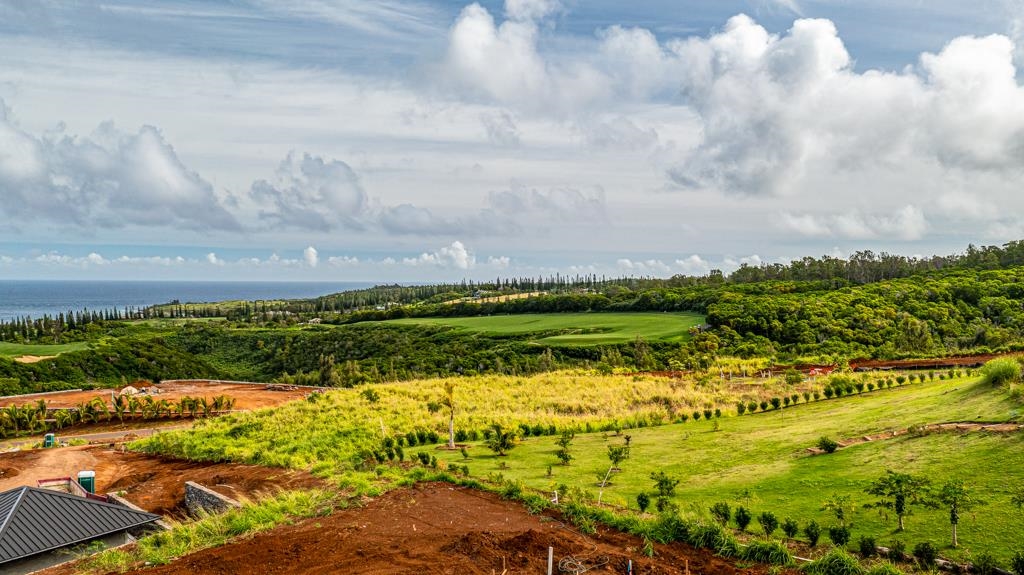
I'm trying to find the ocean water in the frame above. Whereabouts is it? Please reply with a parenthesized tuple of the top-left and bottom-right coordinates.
(0, 280, 376, 321)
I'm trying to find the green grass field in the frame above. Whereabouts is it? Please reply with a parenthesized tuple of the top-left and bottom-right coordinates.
(0, 341, 89, 358)
(427, 376, 1024, 562)
(385, 312, 705, 345)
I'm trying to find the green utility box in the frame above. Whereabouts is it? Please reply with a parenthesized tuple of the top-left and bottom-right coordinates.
(43, 434, 55, 448)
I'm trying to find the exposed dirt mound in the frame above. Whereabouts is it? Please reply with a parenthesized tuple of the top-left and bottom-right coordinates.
(0, 446, 323, 517)
(83, 483, 777, 575)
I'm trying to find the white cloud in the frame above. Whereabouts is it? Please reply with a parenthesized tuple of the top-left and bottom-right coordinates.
(403, 240, 476, 269)
(206, 252, 224, 265)
(486, 255, 511, 269)
(0, 101, 239, 231)
(250, 153, 367, 231)
(617, 258, 672, 274)
(303, 245, 319, 267)
(327, 255, 360, 266)
(780, 206, 928, 240)
(674, 254, 711, 275)
(504, 0, 560, 21)
(937, 192, 998, 221)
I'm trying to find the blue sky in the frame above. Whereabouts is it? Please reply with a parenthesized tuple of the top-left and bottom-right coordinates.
(1, 0, 1024, 281)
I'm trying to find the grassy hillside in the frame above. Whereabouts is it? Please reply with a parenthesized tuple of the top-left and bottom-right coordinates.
(134, 367, 1024, 563)
(385, 312, 704, 345)
(427, 374, 1024, 562)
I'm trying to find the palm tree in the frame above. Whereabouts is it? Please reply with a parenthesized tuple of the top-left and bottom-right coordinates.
(484, 423, 518, 456)
(441, 382, 457, 449)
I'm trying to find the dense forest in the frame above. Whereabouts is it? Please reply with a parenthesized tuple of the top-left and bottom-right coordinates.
(3, 241, 1024, 394)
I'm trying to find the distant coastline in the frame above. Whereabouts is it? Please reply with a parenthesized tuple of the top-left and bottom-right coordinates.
(0, 280, 376, 321)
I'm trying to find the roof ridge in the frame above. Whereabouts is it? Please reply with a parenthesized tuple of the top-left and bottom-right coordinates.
(18, 487, 159, 519)
(0, 487, 28, 543)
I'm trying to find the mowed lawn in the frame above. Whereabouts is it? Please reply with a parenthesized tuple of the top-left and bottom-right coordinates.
(386, 312, 705, 345)
(427, 375, 1024, 562)
(0, 341, 89, 359)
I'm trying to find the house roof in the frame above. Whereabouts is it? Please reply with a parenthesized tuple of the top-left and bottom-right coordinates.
(0, 486, 160, 564)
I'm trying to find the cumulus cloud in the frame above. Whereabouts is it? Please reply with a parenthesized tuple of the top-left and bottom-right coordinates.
(674, 254, 712, 276)
(206, 252, 224, 265)
(303, 245, 319, 267)
(0, 101, 239, 231)
(250, 152, 367, 231)
(487, 255, 511, 269)
(780, 206, 928, 240)
(616, 258, 672, 274)
(403, 240, 476, 269)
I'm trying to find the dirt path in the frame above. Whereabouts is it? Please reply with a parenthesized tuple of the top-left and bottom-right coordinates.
(58, 483, 774, 575)
(0, 380, 316, 411)
(0, 446, 323, 516)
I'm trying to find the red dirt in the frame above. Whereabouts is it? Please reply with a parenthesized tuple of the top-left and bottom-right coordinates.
(0, 380, 316, 411)
(73, 483, 779, 575)
(0, 445, 323, 517)
(848, 353, 1005, 371)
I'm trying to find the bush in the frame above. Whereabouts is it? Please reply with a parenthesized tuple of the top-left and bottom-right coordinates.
(735, 506, 752, 531)
(1010, 550, 1024, 575)
(973, 552, 999, 575)
(802, 548, 865, 575)
(913, 542, 937, 568)
(693, 411, 702, 421)
(828, 525, 851, 547)
(858, 535, 877, 557)
(981, 358, 1022, 386)
(743, 540, 794, 566)
(760, 401, 769, 411)
(748, 401, 758, 413)
(770, 397, 782, 410)
(636, 492, 650, 512)
(710, 502, 731, 525)
(737, 402, 747, 415)
(758, 511, 779, 537)
(805, 520, 822, 547)
(703, 409, 713, 420)
(782, 517, 799, 539)
(818, 436, 839, 453)
(887, 540, 906, 561)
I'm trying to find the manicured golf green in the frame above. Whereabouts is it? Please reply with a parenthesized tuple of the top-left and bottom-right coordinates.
(0, 341, 89, 358)
(386, 312, 705, 345)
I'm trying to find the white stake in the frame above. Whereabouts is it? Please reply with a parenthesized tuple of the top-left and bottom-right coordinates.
(547, 547, 553, 575)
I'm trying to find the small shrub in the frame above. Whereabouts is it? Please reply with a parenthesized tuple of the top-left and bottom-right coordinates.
(804, 391, 812, 402)
(748, 401, 758, 413)
(887, 540, 906, 561)
(813, 391, 821, 400)
(896, 376, 906, 385)
(828, 525, 851, 547)
(758, 511, 779, 537)
(693, 411, 702, 421)
(981, 358, 1022, 386)
(784, 397, 792, 407)
(802, 548, 865, 575)
(824, 387, 835, 399)
(858, 535, 877, 558)
(737, 402, 747, 415)
(973, 552, 999, 575)
(735, 506, 752, 531)
(703, 409, 713, 420)
(771, 397, 782, 410)
(913, 542, 937, 568)
(1010, 550, 1024, 575)
(636, 492, 650, 512)
(804, 520, 822, 547)
(678, 413, 689, 423)
(714, 408, 722, 418)
(782, 517, 799, 539)
(818, 436, 839, 453)
(760, 401, 769, 411)
(743, 540, 794, 566)
(416, 452, 430, 465)
(710, 502, 731, 525)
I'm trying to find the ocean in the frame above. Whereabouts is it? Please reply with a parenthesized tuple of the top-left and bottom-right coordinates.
(0, 280, 376, 321)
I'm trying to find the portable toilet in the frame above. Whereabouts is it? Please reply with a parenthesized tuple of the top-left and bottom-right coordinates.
(43, 433, 55, 448)
(77, 470, 96, 494)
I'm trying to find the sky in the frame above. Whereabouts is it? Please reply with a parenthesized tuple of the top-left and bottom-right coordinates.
(1, 0, 1024, 281)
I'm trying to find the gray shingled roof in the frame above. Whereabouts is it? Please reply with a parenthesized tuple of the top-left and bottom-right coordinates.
(0, 486, 160, 564)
